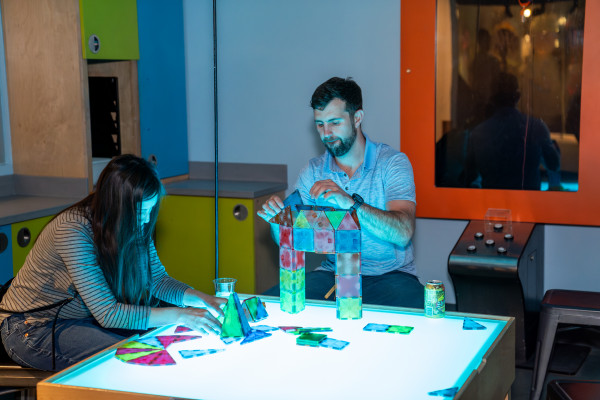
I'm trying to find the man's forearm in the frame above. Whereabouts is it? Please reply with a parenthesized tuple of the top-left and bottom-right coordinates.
(355, 204, 414, 247)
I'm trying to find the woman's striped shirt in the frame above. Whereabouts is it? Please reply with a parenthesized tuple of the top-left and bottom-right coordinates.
(0, 208, 191, 330)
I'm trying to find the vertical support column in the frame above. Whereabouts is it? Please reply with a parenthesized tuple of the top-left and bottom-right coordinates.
(334, 211, 362, 319)
(279, 224, 305, 314)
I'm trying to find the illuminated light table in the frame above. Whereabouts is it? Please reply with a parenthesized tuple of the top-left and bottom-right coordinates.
(37, 297, 515, 400)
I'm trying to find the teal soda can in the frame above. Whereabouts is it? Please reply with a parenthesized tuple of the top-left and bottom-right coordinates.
(424, 280, 445, 318)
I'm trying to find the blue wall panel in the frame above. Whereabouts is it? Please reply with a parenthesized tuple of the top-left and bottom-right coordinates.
(0, 225, 13, 285)
(137, 0, 188, 178)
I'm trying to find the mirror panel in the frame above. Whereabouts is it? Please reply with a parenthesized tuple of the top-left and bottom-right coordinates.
(401, 0, 600, 225)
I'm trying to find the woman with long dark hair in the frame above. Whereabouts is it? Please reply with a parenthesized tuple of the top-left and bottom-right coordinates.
(0, 155, 225, 371)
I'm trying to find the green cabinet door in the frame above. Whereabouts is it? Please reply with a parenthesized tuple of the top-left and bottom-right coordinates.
(79, 0, 139, 60)
(155, 195, 279, 297)
(155, 196, 216, 295)
(217, 198, 255, 294)
(11, 215, 53, 275)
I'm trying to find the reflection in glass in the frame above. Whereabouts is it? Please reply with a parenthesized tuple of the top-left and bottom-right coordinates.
(435, 0, 584, 191)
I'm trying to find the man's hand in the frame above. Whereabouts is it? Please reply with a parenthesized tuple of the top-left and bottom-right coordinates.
(257, 195, 285, 222)
(309, 179, 354, 209)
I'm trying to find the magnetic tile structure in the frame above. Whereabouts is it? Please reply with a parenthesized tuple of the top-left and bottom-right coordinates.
(270, 205, 362, 319)
(221, 293, 271, 346)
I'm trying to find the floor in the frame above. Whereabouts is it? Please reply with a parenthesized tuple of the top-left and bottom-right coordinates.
(510, 325, 600, 400)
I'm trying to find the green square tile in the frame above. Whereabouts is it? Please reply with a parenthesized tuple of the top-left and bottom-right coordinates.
(336, 297, 362, 320)
(280, 268, 305, 292)
(280, 290, 305, 314)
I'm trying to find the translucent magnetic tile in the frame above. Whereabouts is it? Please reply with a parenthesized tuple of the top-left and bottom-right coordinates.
(294, 250, 305, 269)
(240, 329, 272, 345)
(279, 226, 293, 249)
(221, 293, 251, 338)
(386, 325, 414, 334)
(336, 297, 362, 320)
(363, 323, 390, 332)
(174, 326, 193, 333)
(293, 228, 314, 252)
(338, 212, 360, 230)
(335, 253, 361, 275)
(335, 230, 361, 253)
(336, 274, 361, 298)
(280, 248, 304, 271)
(242, 297, 265, 322)
(253, 325, 278, 332)
(242, 296, 258, 315)
(428, 387, 459, 397)
(280, 290, 305, 314)
(293, 212, 311, 229)
(292, 327, 332, 334)
(280, 247, 293, 269)
(314, 212, 333, 230)
(325, 210, 347, 230)
(281, 302, 305, 314)
(280, 268, 305, 292)
(319, 338, 349, 350)
(270, 206, 293, 226)
(116, 350, 175, 366)
(463, 318, 486, 330)
(296, 333, 327, 347)
(179, 349, 224, 359)
(302, 210, 320, 227)
(253, 300, 268, 321)
(314, 229, 335, 254)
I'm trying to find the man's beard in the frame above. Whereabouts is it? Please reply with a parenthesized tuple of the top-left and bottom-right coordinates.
(323, 124, 357, 157)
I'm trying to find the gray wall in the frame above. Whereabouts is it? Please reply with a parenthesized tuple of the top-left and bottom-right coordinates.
(182, 0, 600, 304)
(184, 0, 400, 188)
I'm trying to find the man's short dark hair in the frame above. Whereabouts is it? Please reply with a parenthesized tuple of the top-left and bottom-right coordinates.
(310, 77, 363, 116)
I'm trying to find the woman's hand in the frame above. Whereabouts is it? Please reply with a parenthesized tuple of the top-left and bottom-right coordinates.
(183, 288, 226, 319)
(149, 306, 222, 335)
(176, 307, 222, 335)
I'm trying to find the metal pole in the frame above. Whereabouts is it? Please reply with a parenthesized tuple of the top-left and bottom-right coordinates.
(213, 0, 219, 279)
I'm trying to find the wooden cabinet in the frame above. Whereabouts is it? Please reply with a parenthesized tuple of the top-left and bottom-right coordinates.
(136, 0, 188, 178)
(155, 195, 280, 296)
(79, 0, 139, 60)
(0, 225, 12, 285)
(2, 0, 91, 184)
(2, 0, 187, 187)
(11, 215, 53, 275)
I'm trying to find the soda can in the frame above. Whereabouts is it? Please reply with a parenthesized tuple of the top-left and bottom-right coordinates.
(424, 280, 445, 318)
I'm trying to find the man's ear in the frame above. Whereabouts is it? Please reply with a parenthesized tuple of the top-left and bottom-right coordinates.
(354, 109, 364, 128)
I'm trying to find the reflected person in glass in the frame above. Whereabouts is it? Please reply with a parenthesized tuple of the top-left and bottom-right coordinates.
(462, 72, 561, 190)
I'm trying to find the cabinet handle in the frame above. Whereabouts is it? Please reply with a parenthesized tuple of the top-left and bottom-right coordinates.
(233, 205, 248, 221)
(0, 233, 7, 254)
(17, 228, 31, 248)
(88, 34, 101, 54)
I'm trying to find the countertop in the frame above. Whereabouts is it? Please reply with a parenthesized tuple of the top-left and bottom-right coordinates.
(164, 179, 287, 199)
(0, 195, 81, 226)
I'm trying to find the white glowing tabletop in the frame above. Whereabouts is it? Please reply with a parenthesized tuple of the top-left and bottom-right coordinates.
(38, 296, 514, 400)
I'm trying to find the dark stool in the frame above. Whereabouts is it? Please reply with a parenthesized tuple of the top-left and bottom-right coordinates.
(546, 380, 600, 400)
(529, 290, 600, 400)
(0, 342, 53, 399)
